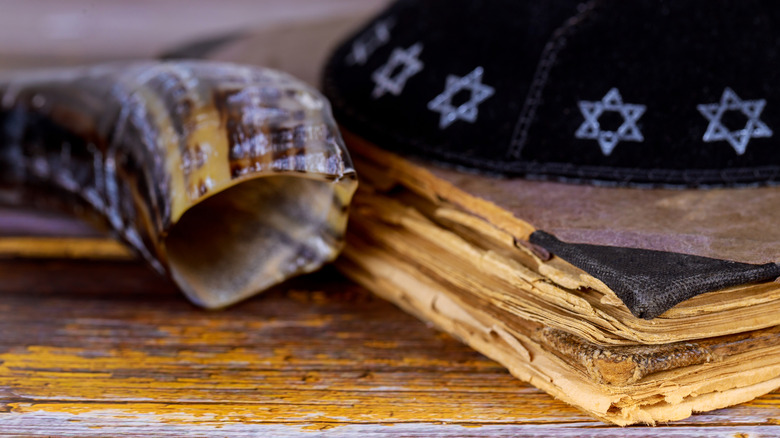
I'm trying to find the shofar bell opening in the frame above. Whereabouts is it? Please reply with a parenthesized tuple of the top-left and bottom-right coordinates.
(0, 61, 357, 308)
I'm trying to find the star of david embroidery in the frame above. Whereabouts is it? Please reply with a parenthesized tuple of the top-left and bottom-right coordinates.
(346, 18, 395, 66)
(371, 43, 424, 99)
(697, 87, 773, 155)
(427, 66, 495, 129)
(575, 88, 646, 156)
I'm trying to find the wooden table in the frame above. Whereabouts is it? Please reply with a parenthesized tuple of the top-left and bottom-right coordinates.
(1, 255, 780, 436)
(2, 1, 780, 435)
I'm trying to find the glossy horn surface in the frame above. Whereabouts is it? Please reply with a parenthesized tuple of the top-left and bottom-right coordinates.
(0, 61, 357, 308)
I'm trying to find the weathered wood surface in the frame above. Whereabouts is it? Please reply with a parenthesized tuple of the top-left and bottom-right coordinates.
(0, 254, 780, 436)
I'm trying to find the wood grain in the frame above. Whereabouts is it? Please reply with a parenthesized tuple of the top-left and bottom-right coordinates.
(0, 237, 131, 259)
(0, 257, 780, 436)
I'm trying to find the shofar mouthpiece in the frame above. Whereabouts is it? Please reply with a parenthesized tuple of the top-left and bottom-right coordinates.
(0, 61, 357, 308)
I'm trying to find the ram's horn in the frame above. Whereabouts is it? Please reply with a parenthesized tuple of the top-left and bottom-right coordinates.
(0, 61, 357, 308)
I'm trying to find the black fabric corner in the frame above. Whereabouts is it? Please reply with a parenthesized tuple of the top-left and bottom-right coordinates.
(529, 231, 780, 319)
(322, 0, 780, 187)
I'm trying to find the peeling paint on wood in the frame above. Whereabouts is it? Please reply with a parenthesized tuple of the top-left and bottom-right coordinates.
(1, 259, 780, 435)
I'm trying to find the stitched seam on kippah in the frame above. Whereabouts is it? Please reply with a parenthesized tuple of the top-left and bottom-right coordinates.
(506, 0, 601, 159)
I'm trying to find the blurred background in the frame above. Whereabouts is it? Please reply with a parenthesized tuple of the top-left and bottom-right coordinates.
(0, 0, 389, 68)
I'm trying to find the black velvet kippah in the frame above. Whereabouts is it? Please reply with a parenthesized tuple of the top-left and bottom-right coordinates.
(322, 0, 780, 187)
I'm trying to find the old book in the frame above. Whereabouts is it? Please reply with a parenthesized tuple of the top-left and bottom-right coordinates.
(334, 134, 780, 425)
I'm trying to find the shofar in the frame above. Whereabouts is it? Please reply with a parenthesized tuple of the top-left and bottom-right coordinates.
(0, 61, 357, 308)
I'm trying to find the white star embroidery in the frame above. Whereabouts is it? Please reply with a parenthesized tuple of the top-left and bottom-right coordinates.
(371, 43, 424, 99)
(697, 87, 773, 155)
(575, 88, 646, 156)
(427, 66, 495, 129)
(346, 18, 395, 66)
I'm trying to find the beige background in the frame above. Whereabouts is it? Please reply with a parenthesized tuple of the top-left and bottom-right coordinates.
(0, 0, 388, 66)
